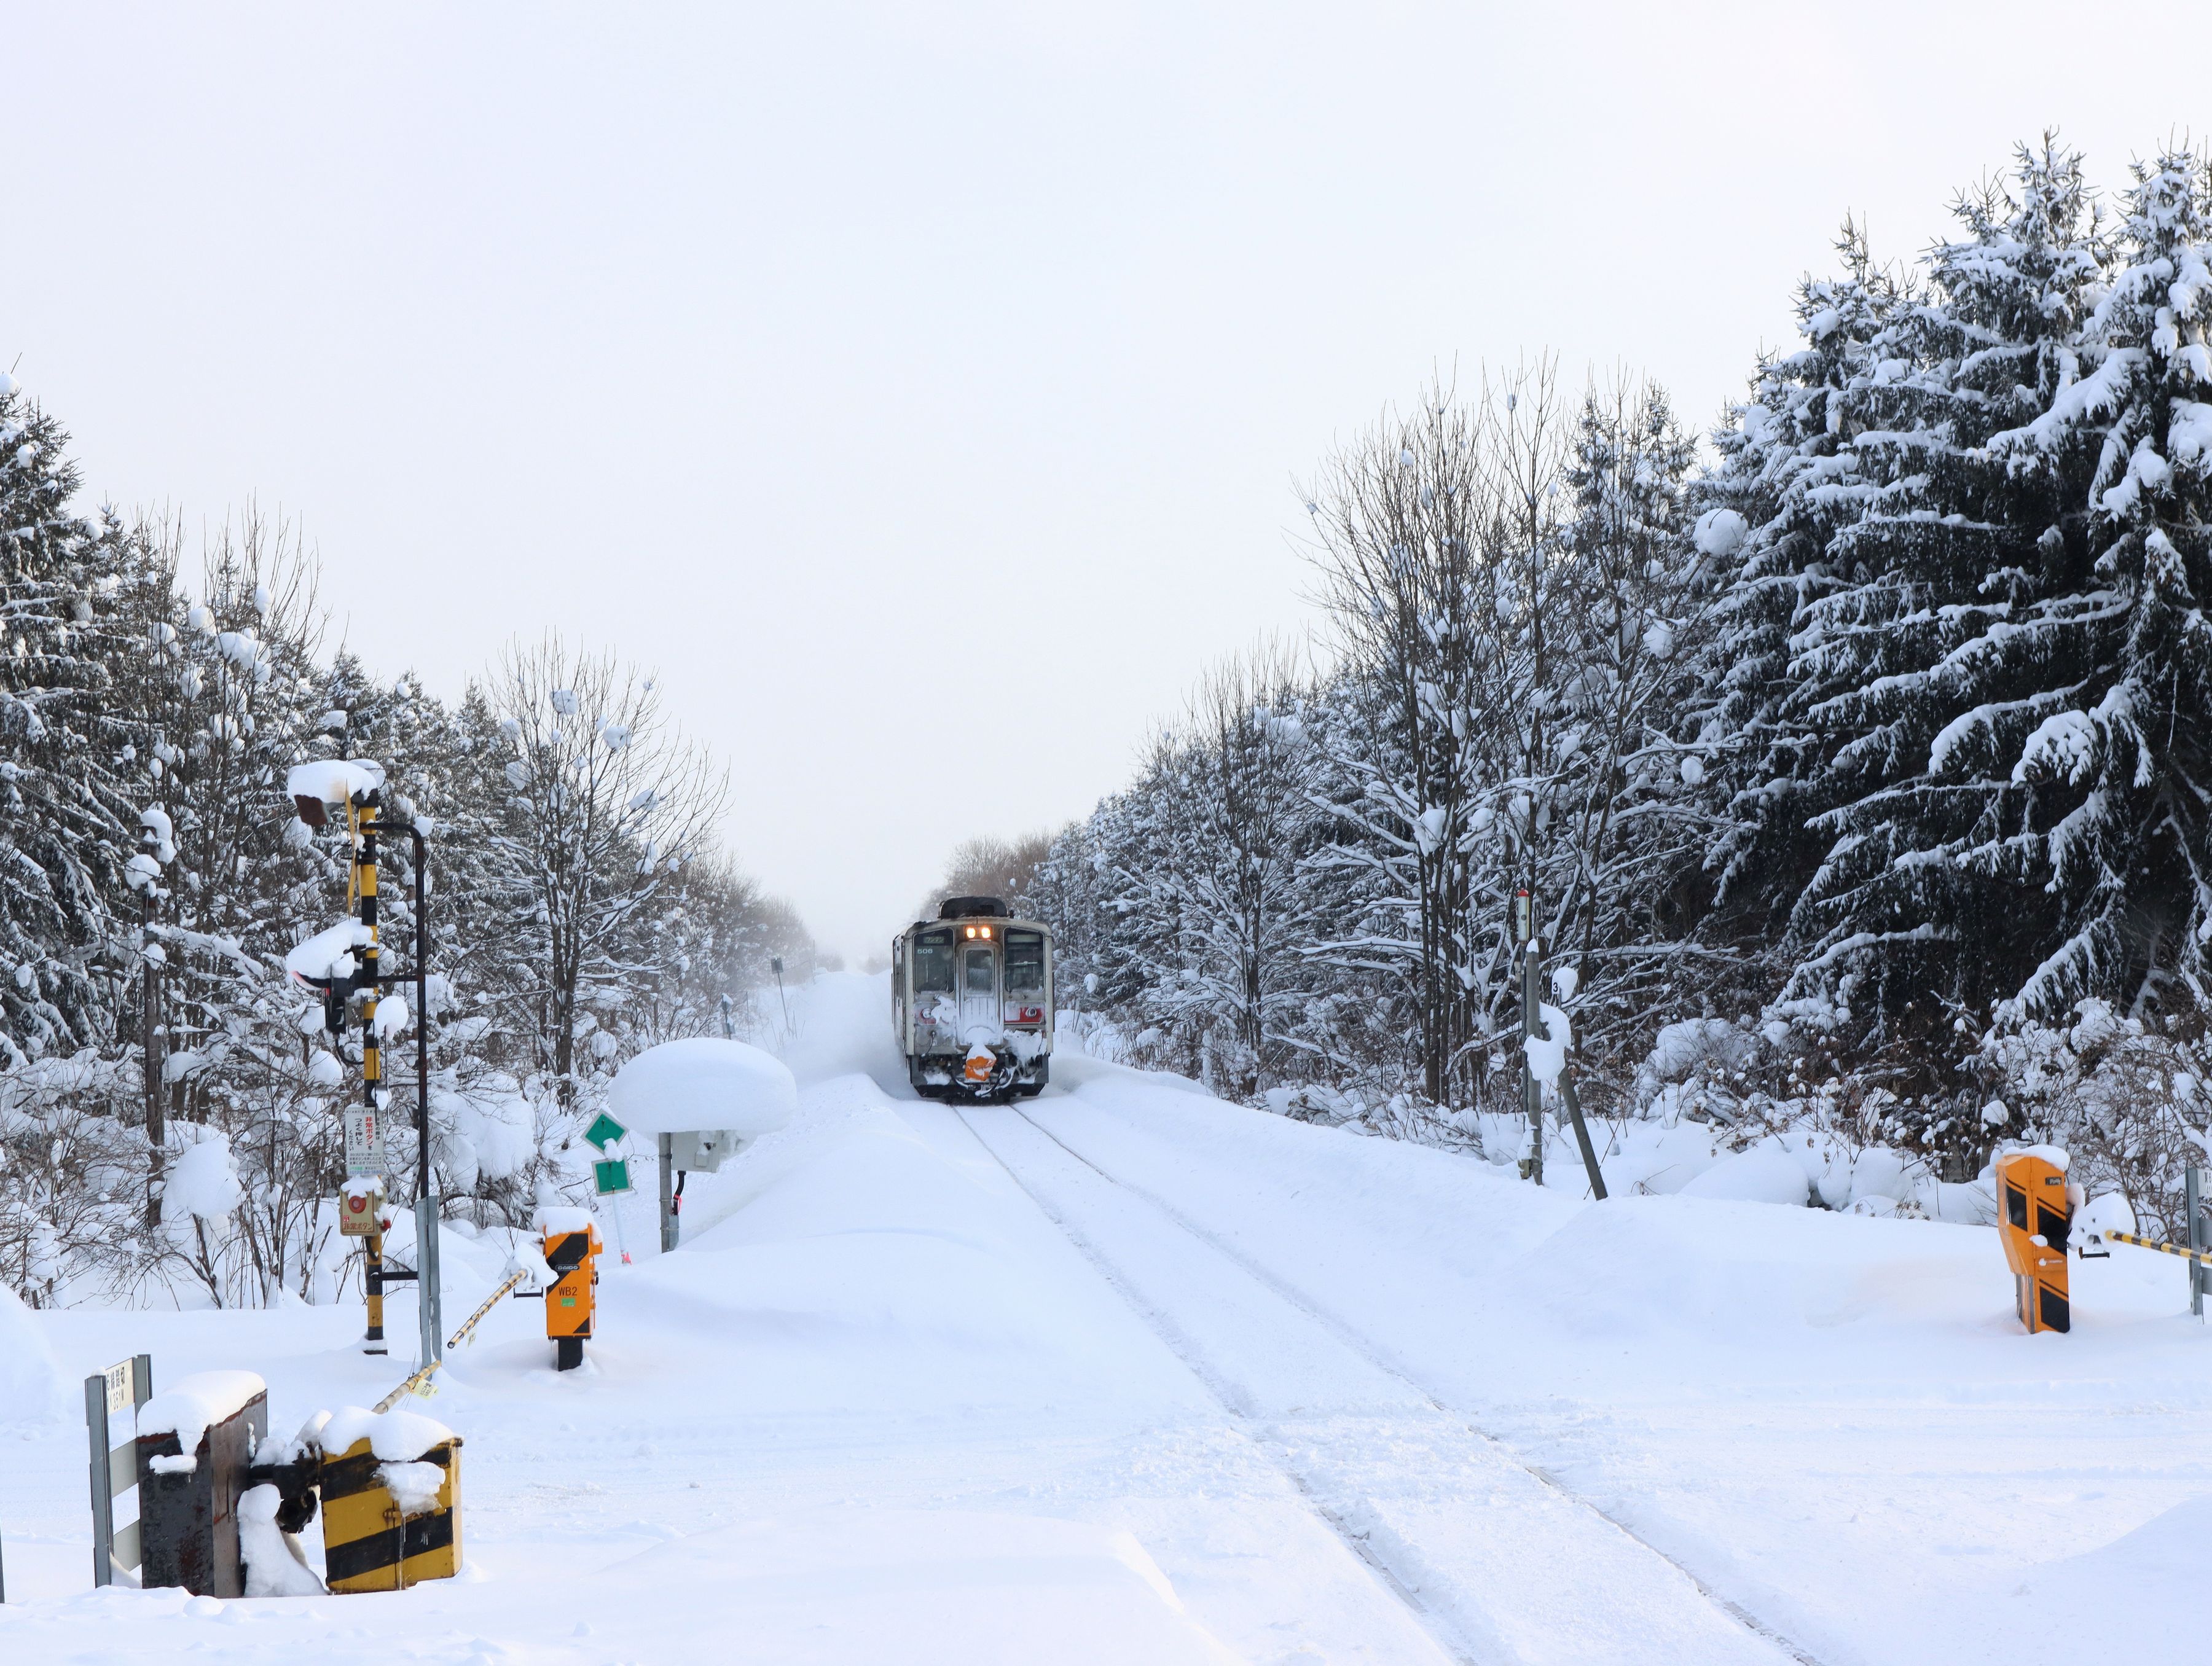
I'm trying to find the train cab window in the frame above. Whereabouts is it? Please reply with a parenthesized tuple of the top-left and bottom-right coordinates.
(964, 947, 995, 992)
(914, 929, 955, 992)
(1005, 930, 1045, 993)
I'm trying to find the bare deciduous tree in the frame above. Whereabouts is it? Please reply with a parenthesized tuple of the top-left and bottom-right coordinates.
(487, 640, 728, 1101)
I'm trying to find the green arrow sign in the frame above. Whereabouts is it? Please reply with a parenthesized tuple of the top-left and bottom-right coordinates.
(584, 1112, 627, 1152)
(592, 1157, 633, 1196)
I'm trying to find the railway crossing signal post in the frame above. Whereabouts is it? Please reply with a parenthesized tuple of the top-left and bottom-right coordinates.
(289, 765, 439, 1364)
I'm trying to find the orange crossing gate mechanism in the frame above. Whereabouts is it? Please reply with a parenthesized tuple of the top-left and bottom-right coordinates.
(1995, 1149, 2074, 1334)
(544, 1220, 602, 1371)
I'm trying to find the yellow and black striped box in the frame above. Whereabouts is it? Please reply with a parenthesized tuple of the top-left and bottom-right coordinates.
(320, 1435, 463, 1593)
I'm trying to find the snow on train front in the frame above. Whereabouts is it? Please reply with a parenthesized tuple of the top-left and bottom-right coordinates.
(890, 895, 1052, 1101)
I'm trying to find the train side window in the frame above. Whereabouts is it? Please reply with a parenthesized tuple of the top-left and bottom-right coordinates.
(914, 930, 955, 992)
(964, 947, 995, 992)
(1005, 931, 1045, 993)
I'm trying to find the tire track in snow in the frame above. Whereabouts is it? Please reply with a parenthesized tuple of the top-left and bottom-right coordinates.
(999, 1105, 1830, 1666)
(944, 1105, 1485, 1666)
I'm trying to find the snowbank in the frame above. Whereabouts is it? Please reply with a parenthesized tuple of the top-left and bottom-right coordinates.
(239, 1484, 326, 1597)
(0, 1280, 62, 1422)
(138, 1369, 265, 1452)
(610, 1037, 796, 1136)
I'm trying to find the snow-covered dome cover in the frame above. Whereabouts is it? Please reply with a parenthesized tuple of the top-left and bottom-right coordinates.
(608, 1038, 796, 1137)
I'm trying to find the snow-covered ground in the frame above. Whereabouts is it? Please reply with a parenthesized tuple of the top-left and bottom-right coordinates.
(4, 972, 2206, 1664)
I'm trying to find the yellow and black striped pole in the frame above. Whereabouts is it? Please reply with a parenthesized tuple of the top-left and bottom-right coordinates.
(355, 796, 388, 1356)
(2101, 1228, 2212, 1268)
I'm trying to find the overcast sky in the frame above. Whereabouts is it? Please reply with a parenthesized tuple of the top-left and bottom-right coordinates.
(2, 3, 2203, 960)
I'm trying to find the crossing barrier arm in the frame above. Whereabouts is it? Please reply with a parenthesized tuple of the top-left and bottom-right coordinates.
(2099, 1227, 2212, 1269)
(371, 1265, 536, 1412)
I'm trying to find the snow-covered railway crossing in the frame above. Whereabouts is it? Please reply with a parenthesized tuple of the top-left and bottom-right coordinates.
(4, 971, 2208, 1665)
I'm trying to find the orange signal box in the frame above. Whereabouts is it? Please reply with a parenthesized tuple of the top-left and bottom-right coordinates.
(543, 1219, 603, 1371)
(1996, 1149, 2073, 1334)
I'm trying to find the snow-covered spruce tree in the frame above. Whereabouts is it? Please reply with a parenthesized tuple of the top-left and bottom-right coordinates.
(1975, 147, 2212, 1024)
(1684, 221, 1914, 951)
(1765, 141, 2112, 1090)
(0, 375, 150, 1060)
(1094, 647, 1328, 1100)
(1015, 816, 1121, 1041)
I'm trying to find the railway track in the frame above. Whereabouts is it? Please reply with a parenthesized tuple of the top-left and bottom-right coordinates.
(939, 1101, 1826, 1666)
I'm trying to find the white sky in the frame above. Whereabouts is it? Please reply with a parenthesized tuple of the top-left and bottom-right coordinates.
(3, 2, 2203, 960)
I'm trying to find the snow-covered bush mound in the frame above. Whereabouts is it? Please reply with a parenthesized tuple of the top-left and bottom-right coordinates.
(431, 1071, 539, 1194)
(1679, 1146, 1811, 1205)
(610, 1038, 796, 1136)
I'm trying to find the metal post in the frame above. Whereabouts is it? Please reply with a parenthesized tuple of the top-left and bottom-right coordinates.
(406, 820, 439, 1359)
(84, 1355, 151, 1589)
(659, 1132, 678, 1254)
(415, 1194, 443, 1364)
(2189, 1165, 2207, 1321)
(85, 1375, 113, 1589)
(365, 816, 440, 1363)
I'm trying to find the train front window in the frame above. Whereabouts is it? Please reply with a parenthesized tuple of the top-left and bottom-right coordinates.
(964, 947, 995, 992)
(914, 930, 955, 993)
(1005, 931, 1045, 994)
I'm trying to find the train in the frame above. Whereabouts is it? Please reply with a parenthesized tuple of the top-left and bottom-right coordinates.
(892, 896, 1053, 1100)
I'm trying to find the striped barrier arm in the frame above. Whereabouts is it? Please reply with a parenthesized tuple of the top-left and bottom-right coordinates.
(370, 1267, 538, 1414)
(447, 1266, 533, 1349)
(2101, 1228, 2212, 1269)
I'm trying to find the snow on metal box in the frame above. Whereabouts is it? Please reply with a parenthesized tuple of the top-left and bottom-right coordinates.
(320, 1431, 463, 1594)
(608, 1037, 796, 1136)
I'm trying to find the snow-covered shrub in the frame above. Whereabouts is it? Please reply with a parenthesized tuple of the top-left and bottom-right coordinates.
(1975, 1000, 2211, 1240)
